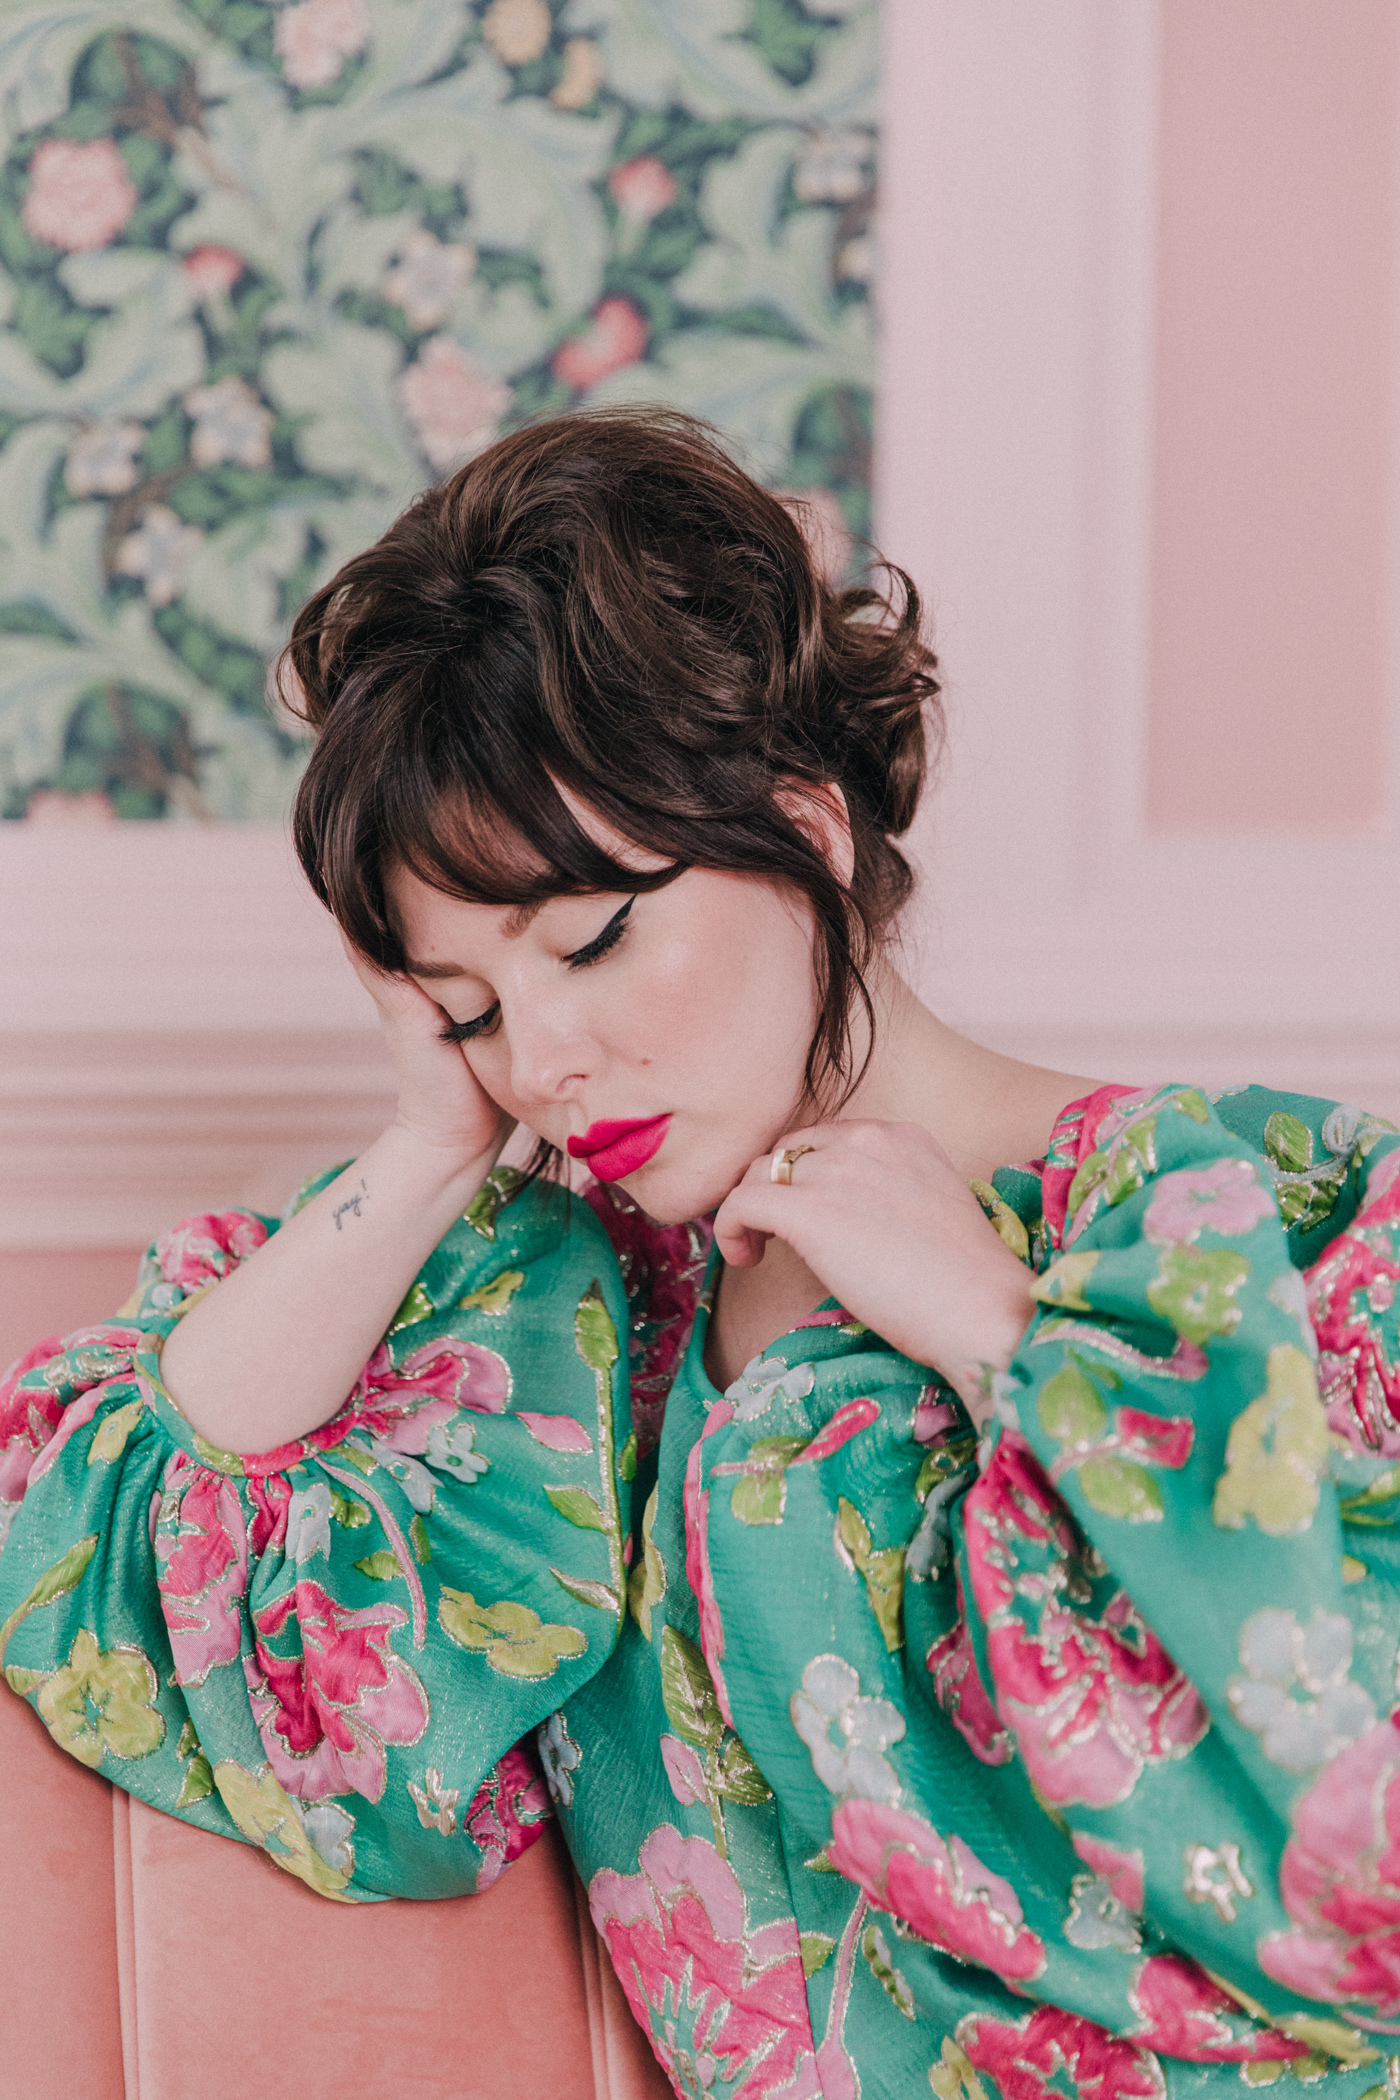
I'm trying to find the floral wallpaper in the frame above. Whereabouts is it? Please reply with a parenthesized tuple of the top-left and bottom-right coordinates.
(0, 0, 876, 821)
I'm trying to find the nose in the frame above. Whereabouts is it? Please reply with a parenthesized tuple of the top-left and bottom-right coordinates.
(503, 994, 593, 1108)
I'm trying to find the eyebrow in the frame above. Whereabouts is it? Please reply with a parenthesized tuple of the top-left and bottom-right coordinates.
(403, 900, 545, 979)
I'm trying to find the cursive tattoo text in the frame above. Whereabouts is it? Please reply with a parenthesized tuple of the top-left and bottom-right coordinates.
(333, 1178, 368, 1231)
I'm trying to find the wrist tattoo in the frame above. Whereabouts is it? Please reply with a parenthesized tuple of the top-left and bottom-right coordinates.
(333, 1177, 368, 1231)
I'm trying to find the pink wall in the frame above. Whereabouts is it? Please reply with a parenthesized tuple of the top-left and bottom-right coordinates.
(6, 0, 1400, 1372)
(1148, 0, 1398, 830)
(0, 1251, 144, 1369)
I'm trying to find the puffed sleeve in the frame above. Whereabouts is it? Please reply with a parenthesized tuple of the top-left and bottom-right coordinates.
(0, 1166, 634, 1902)
(685, 1081, 1400, 2077)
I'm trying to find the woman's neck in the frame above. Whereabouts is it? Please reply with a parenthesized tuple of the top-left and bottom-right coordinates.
(702, 965, 1099, 1392)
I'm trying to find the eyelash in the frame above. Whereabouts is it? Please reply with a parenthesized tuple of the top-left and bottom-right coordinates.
(437, 898, 635, 1045)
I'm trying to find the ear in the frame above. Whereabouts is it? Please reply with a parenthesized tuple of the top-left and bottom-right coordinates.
(773, 778, 855, 887)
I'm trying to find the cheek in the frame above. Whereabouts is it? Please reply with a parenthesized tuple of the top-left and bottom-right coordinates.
(633, 893, 818, 1082)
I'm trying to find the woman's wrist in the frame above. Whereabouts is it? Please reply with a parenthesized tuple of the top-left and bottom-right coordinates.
(926, 1251, 1034, 1429)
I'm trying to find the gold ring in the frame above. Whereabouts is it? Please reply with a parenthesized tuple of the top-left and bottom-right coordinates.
(770, 1143, 815, 1186)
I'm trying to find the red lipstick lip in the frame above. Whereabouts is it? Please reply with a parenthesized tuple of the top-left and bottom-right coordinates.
(567, 1115, 668, 1159)
(566, 1114, 671, 1182)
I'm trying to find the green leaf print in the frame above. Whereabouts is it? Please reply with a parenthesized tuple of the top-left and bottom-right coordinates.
(574, 1280, 620, 1376)
(213, 1761, 354, 1902)
(409, 1516, 431, 1564)
(176, 1751, 215, 1806)
(720, 1435, 807, 1525)
(660, 1624, 725, 1750)
(87, 1397, 146, 1465)
(835, 1496, 905, 1652)
(192, 1433, 245, 1477)
(0, 1531, 97, 1662)
(438, 1588, 588, 1679)
(389, 1280, 433, 1332)
(618, 1431, 638, 1483)
(1213, 1343, 1330, 1537)
(328, 1486, 370, 1528)
(353, 1550, 403, 1581)
(1147, 1246, 1251, 1346)
(1038, 1362, 1108, 1444)
(713, 1731, 772, 1805)
(626, 1484, 667, 1640)
(1264, 1112, 1314, 1174)
(545, 1484, 609, 1532)
(458, 1268, 526, 1315)
(1078, 1457, 1164, 1523)
(800, 1932, 835, 1977)
(862, 1918, 916, 2019)
(1174, 1089, 1211, 1123)
(465, 1168, 527, 1240)
(1031, 1252, 1101, 1315)
(36, 1626, 165, 1768)
(1104, 1118, 1158, 1207)
(551, 1569, 621, 1615)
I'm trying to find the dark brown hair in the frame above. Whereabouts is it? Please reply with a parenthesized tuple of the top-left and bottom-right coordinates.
(285, 407, 940, 1114)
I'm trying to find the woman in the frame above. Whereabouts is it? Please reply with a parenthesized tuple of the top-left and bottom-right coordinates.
(3, 409, 1398, 2100)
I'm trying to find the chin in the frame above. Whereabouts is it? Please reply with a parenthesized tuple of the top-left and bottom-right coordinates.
(616, 1141, 762, 1227)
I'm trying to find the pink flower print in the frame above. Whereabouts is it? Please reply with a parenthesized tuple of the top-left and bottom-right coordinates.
(246, 1470, 292, 1558)
(183, 245, 244, 297)
(829, 1799, 1046, 1982)
(926, 1586, 1013, 1766)
(954, 2006, 1166, 2100)
(275, 0, 371, 89)
(517, 1412, 593, 1453)
(248, 1577, 430, 1803)
(463, 1742, 550, 1889)
(367, 1332, 511, 1419)
(660, 1734, 708, 1806)
(1257, 1715, 1400, 2016)
(1070, 1833, 1144, 1913)
(608, 156, 678, 224)
(398, 336, 510, 473)
(1127, 1954, 1307, 2064)
(156, 1454, 249, 1685)
(965, 1434, 1207, 1807)
(22, 138, 137, 252)
(684, 1400, 735, 1728)
(915, 1387, 960, 1444)
(0, 1338, 65, 1511)
(789, 1397, 879, 1469)
(553, 297, 648, 390)
(1144, 1159, 1275, 1246)
(154, 1209, 270, 1291)
(1040, 1084, 1142, 1249)
(1307, 1161, 1400, 1454)
(590, 1825, 818, 2100)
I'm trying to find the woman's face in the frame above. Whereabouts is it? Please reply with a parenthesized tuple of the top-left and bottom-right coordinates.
(386, 838, 822, 1224)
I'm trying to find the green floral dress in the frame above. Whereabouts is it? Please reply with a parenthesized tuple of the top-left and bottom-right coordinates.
(5, 1081, 1400, 2100)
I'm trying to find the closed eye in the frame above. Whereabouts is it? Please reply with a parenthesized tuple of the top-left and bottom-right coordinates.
(436, 898, 635, 1046)
(563, 896, 634, 969)
(438, 1005, 499, 1045)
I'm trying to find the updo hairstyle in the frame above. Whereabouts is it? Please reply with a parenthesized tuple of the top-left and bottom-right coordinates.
(284, 407, 941, 1110)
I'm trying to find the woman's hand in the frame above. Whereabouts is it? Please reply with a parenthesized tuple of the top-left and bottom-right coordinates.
(343, 935, 515, 1166)
(712, 1119, 1034, 1426)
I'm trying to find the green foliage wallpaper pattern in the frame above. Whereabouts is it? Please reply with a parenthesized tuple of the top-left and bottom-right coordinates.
(0, 0, 876, 819)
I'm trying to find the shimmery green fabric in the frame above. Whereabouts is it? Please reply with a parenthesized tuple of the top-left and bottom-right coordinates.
(6, 1085, 1400, 2100)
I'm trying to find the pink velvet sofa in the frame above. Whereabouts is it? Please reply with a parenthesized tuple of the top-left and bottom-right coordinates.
(0, 1685, 671, 2099)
